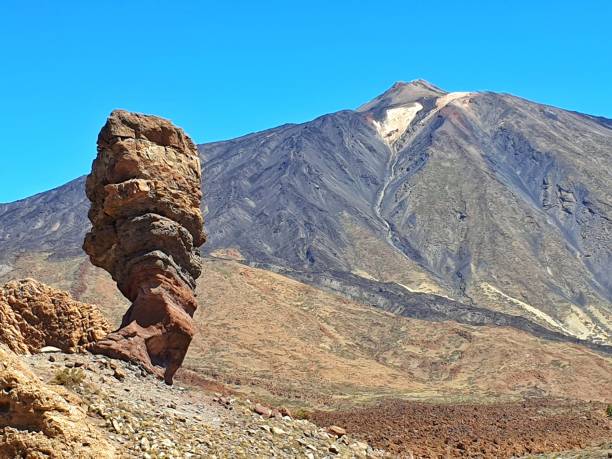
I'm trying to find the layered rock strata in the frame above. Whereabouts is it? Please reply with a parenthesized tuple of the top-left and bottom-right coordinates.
(83, 110, 205, 383)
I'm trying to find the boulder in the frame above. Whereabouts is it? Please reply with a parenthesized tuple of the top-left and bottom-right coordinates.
(0, 279, 110, 354)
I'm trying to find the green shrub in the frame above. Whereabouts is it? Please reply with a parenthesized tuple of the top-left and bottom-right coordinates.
(52, 368, 85, 387)
(607, 404, 612, 418)
(292, 408, 312, 420)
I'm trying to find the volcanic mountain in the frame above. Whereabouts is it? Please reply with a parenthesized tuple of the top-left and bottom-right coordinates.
(1, 80, 611, 349)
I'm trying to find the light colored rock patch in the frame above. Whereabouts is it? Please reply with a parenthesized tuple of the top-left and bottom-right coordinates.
(0, 264, 12, 277)
(563, 305, 609, 342)
(480, 284, 607, 342)
(436, 91, 472, 109)
(351, 269, 378, 281)
(372, 103, 422, 147)
(480, 282, 568, 333)
(396, 282, 453, 299)
(587, 306, 612, 336)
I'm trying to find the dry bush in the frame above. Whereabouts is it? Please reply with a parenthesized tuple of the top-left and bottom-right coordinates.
(52, 368, 85, 387)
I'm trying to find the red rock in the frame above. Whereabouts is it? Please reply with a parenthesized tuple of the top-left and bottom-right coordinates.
(327, 425, 347, 437)
(84, 110, 206, 384)
(254, 404, 272, 417)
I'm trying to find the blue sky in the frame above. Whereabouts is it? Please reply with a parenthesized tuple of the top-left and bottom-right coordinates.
(1, 0, 611, 203)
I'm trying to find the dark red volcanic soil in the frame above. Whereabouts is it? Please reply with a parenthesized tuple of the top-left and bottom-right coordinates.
(310, 398, 612, 458)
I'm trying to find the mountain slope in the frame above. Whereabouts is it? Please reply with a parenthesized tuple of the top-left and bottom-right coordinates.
(2, 254, 611, 407)
(0, 80, 610, 345)
(200, 80, 612, 343)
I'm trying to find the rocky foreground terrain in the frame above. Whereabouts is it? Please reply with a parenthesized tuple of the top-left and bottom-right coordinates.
(1, 278, 610, 458)
(3, 345, 611, 459)
(4, 348, 385, 458)
(0, 279, 384, 458)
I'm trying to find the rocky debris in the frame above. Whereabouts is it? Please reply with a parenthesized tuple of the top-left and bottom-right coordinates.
(0, 278, 110, 354)
(17, 350, 386, 458)
(311, 399, 612, 458)
(83, 110, 206, 384)
(0, 346, 114, 458)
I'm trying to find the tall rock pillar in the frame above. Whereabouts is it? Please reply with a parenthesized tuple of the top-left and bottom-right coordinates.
(83, 110, 206, 384)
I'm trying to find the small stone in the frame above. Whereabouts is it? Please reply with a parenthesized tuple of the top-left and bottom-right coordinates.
(327, 425, 346, 437)
(113, 368, 126, 381)
(160, 438, 174, 448)
(329, 444, 340, 454)
(254, 404, 272, 417)
(111, 419, 121, 433)
(260, 425, 271, 433)
(271, 426, 286, 435)
(39, 346, 62, 353)
(140, 437, 151, 451)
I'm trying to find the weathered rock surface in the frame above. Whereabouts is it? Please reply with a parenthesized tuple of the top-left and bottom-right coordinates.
(0, 346, 114, 459)
(83, 110, 206, 383)
(0, 278, 110, 354)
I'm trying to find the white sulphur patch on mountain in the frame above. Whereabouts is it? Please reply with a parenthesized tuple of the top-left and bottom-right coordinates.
(436, 91, 473, 109)
(372, 103, 422, 147)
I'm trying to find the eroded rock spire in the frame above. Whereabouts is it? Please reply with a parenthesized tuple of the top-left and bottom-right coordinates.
(83, 110, 205, 384)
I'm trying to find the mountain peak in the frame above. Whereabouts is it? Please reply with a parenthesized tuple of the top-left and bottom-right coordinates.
(357, 79, 447, 112)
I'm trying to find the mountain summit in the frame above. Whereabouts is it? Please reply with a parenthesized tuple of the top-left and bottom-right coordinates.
(357, 79, 447, 112)
(0, 82, 610, 348)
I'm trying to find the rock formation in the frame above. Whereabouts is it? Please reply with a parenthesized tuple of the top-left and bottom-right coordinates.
(0, 279, 110, 354)
(0, 346, 115, 459)
(83, 110, 205, 383)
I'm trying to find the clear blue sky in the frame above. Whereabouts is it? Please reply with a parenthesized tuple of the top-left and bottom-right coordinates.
(1, 1, 611, 203)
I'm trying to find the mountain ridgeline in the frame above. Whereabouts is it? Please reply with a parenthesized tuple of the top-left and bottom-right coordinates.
(1, 80, 610, 348)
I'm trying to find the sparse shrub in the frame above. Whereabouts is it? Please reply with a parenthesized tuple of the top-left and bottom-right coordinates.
(607, 404, 612, 418)
(52, 368, 85, 387)
(293, 408, 312, 420)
